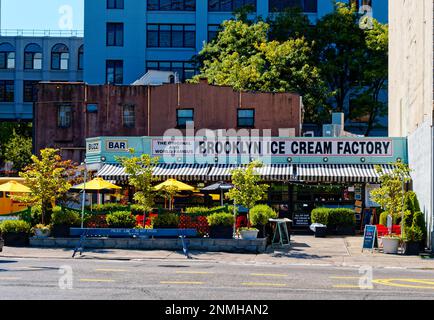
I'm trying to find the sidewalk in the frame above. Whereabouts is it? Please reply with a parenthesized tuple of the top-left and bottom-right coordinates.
(1, 235, 434, 270)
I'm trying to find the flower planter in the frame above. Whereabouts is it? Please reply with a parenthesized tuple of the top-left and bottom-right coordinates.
(3, 232, 29, 247)
(34, 228, 51, 238)
(403, 241, 421, 256)
(209, 225, 233, 239)
(52, 225, 71, 238)
(240, 230, 259, 240)
(382, 237, 400, 254)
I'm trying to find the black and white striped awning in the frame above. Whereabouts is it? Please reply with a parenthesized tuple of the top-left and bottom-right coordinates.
(296, 164, 396, 183)
(207, 164, 295, 181)
(152, 163, 210, 181)
(96, 163, 210, 182)
(96, 163, 398, 184)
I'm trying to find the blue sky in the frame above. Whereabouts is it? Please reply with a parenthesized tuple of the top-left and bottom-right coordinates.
(2, 0, 84, 30)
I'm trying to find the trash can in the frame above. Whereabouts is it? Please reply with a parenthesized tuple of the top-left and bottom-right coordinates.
(310, 223, 327, 238)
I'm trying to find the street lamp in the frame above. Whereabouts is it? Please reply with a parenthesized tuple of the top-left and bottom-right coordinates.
(80, 161, 87, 229)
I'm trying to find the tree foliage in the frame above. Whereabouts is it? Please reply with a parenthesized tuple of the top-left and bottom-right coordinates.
(4, 130, 32, 172)
(228, 161, 269, 211)
(370, 161, 411, 222)
(193, 1, 388, 132)
(116, 150, 159, 212)
(15, 148, 77, 224)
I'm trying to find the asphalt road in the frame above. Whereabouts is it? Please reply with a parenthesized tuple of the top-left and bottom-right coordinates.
(1, 257, 434, 300)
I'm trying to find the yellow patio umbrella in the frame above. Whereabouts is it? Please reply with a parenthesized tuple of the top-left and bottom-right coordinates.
(70, 177, 122, 206)
(0, 181, 31, 193)
(154, 179, 194, 209)
(71, 177, 122, 191)
(154, 179, 195, 191)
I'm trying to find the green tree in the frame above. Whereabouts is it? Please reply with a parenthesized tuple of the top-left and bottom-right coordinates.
(116, 149, 159, 213)
(4, 130, 32, 172)
(349, 20, 388, 135)
(0, 122, 32, 168)
(314, 2, 367, 115)
(192, 19, 330, 123)
(14, 148, 76, 224)
(228, 161, 269, 225)
(370, 161, 411, 226)
(267, 7, 313, 42)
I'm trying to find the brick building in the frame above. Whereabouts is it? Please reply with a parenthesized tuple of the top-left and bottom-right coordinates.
(35, 80, 303, 163)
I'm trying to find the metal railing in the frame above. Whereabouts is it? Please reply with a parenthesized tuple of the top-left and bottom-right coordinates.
(0, 29, 84, 37)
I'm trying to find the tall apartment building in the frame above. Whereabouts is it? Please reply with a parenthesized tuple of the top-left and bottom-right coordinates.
(389, 0, 434, 248)
(84, 0, 388, 85)
(0, 31, 83, 120)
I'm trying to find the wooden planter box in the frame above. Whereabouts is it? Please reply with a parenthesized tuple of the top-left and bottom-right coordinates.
(209, 225, 233, 239)
(3, 232, 29, 247)
(52, 225, 71, 238)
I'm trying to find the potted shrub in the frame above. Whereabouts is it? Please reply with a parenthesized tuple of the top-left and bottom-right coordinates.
(33, 224, 51, 238)
(106, 211, 137, 229)
(0, 220, 31, 247)
(207, 212, 235, 239)
(51, 207, 80, 238)
(152, 213, 180, 229)
(239, 227, 259, 240)
(332, 209, 356, 235)
(402, 210, 426, 255)
(249, 204, 278, 239)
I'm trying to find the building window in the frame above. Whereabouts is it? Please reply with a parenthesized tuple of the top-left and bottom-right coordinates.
(208, 25, 220, 42)
(269, 0, 318, 13)
(0, 80, 14, 102)
(208, 0, 257, 12)
(107, 23, 124, 47)
(107, 0, 124, 9)
(0, 43, 15, 69)
(51, 44, 69, 70)
(146, 61, 196, 81)
(237, 109, 255, 128)
(177, 109, 194, 128)
(106, 60, 123, 84)
(57, 105, 72, 128)
(122, 104, 135, 128)
(147, 24, 195, 48)
(23, 80, 39, 103)
(78, 45, 84, 70)
(24, 43, 43, 70)
(147, 0, 196, 11)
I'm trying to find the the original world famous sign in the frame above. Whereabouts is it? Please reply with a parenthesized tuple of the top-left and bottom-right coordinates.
(152, 138, 394, 157)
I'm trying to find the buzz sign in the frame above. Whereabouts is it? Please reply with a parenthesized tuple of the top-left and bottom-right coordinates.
(362, 225, 378, 253)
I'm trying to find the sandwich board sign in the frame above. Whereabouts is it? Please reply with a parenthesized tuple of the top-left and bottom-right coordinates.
(362, 225, 378, 253)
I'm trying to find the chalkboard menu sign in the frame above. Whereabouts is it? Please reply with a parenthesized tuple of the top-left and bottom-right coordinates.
(293, 212, 311, 227)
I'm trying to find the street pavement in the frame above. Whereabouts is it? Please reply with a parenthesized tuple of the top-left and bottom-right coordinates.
(2, 235, 434, 300)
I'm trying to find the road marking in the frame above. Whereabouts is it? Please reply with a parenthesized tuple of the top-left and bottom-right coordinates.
(95, 269, 128, 272)
(175, 271, 214, 275)
(0, 277, 21, 280)
(242, 282, 287, 287)
(160, 281, 204, 285)
(79, 279, 115, 283)
(373, 279, 434, 290)
(251, 273, 288, 277)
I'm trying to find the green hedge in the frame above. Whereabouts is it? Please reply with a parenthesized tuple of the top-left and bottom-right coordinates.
(152, 213, 180, 228)
(249, 205, 278, 226)
(184, 206, 235, 217)
(311, 208, 355, 228)
(207, 212, 235, 227)
(51, 207, 81, 226)
(106, 211, 136, 229)
(0, 220, 31, 234)
(86, 203, 130, 214)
